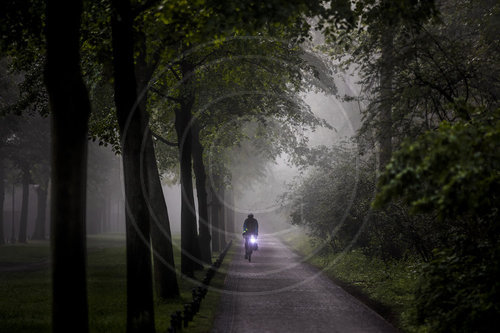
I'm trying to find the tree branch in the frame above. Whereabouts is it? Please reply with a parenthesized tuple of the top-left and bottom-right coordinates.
(151, 130, 177, 147)
(150, 86, 181, 103)
(168, 64, 181, 81)
(131, 0, 159, 18)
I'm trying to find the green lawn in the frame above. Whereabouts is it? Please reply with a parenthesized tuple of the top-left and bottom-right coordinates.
(0, 240, 50, 263)
(280, 230, 423, 332)
(0, 234, 233, 333)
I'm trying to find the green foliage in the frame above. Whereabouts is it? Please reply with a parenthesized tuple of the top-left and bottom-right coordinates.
(374, 107, 500, 332)
(282, 141, 434, 261)
(152, 0, 326, 44)
(282, 143, 376, 252)
(0, 112, 50, 197)
(416, 245, 500, 332)
(150, 33, 332, 184)
(374, 108, 500, 222)
(325, 0, 499, 153)
(0, 0, 45, 62)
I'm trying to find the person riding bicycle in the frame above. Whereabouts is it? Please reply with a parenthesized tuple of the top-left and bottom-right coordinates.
(243, 213, 259, 260)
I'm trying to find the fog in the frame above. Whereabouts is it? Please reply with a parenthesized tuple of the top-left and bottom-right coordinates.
(1, 49, 363, 243)
(226, 78, 362, 237)
(83, 72, 363, 239)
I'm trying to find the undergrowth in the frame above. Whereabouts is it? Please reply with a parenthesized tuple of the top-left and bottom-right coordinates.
(281, 229, 424, 332)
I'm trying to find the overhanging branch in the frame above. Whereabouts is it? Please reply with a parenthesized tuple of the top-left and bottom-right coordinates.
(151, 130, 178, 147)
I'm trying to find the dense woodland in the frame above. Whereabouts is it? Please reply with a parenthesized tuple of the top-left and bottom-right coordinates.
(0, 0, 498, 332)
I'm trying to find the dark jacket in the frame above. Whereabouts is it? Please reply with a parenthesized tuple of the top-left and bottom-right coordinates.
(243, 217, 258, 236)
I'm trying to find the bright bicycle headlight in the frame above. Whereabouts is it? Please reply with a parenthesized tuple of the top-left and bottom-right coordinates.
(250, 235, 257, 244)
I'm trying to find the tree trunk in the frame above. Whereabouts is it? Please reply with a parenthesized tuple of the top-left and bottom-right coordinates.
(32, 180, 48, 240)
(99, 203, 104, 233)
(45, 0, 90, 331)
(134, 33, 180, 299)
(10, 184, 15, 243)
(105, 195, 111, 233)
(378, 29, 394, 170)
(210, 184, 220, 253)
(102, 196, 109, 233)
(146, 136, 180, 299)
(86, 206, 97, 234)
(0, 160, 5, 245)
(175, 59, 202, 276)
(106, 196, 112, 233)
(111, 1, 155, 332)
(192, 121, 212, 264)
(218, 187, 226, 249)
(17, 166, 30, 243)
(225, 190, 235, 238)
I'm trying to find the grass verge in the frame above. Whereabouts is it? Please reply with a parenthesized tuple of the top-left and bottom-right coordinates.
(280, 230, 422, 332)
(177, 245, 234, 333)
(0, 234, 234, 333)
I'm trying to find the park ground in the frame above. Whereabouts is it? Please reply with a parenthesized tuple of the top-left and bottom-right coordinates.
(0, 231, 420, 332)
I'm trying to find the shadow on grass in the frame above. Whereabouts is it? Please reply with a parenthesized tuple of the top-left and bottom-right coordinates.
(0, 234, 235, 333)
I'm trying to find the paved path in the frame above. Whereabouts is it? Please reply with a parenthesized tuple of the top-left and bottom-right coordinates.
(212, 235, 398, 333)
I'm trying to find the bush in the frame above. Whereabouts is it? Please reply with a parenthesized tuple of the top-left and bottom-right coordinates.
(375, 107, 500, 332)
(282, 144, 377, 253)
(283, 143, 435, 262)
(417, 243, 500, 332)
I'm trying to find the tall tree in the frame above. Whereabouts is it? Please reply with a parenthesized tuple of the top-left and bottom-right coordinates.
(16, 163, 30, 243)
(32, 176, 48, 240)
(147, 0, 326, 273)
(145, 133, 180, 298)
(0, 160, 4, 245)
(378, 25, 394, 169)
(209, 179, 221, 253)
(81, 2, 180, 298)
(320, 0, 437, 162)
(110, 0, 155, 331)
(217, 184, 226, 249)
(45, 0, 90, 331)
(191, 120, 211, 263)
(175, 58, 203, 276)
(225, 189, 235, 237)
(1, 60, 23, 246)
(135, 29, 180, 299)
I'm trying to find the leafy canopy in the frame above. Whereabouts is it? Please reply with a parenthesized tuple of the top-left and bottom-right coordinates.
(373, 107, 500, 222)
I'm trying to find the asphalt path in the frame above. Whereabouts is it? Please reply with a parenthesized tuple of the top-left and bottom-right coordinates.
(212, 235, 398, 333)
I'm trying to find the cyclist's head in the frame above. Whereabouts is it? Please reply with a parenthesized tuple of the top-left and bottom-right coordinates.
(248, 213, 254, 218)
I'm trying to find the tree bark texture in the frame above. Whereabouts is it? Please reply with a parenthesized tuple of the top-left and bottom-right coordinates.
(225, 189, 235, 238)
(145, 135, 180, 298)
(111, 0, 155, 331)
(176, 59, 202, 276)
(192, 120, 212, 264)
(210, 184, 220, 253)
(135, 35, 180, 299)
(32, 180, 48, 240)
(218, 187, 226, 249)
(378, 29, 394, 170)
(10, 184, 15, 243)
(17, 165, 30, 243)
(0, 160, 5, 245)
(45, 0, 90, 331)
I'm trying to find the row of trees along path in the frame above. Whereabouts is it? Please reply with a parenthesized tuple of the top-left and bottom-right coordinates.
(0, 1, 442, 333)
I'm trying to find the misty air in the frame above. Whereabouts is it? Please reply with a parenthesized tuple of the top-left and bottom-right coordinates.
(1, 1, 499, 332)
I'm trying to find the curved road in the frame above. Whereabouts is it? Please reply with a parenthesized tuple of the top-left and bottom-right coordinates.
(212, 235, 398, 333)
